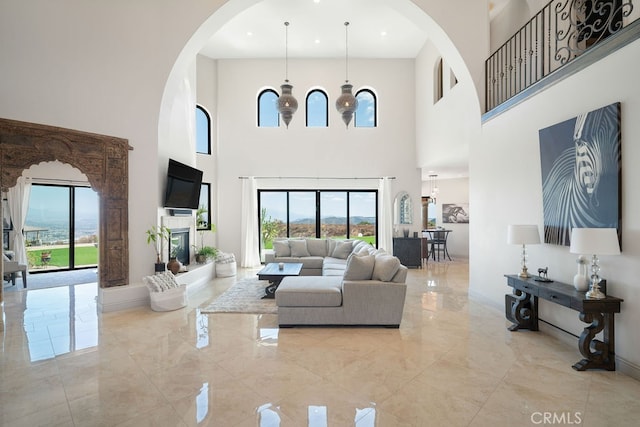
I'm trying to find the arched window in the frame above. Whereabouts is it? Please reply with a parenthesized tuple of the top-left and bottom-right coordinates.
(306, 89, 328, 127)
(354, 89, 376, 128)
(258, 89, 279, 127)
(434, 57, 444, 103)
(195, 105, 211, 155)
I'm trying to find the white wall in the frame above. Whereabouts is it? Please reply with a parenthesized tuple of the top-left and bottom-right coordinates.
(196, 55, 219, 251)
(415, 39, 481, 176)
(211, 58, 421, 258)
(470, 38, 640, 374)
(421, 177, 469, 259)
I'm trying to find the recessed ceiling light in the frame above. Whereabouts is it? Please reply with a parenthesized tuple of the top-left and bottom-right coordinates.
(381, 31, 387, 37)
(246, 31, 253, 36)
(313, 0, 320, 4)
(315, 39, 320, 44)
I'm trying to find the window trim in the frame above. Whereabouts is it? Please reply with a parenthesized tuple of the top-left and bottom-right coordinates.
(197, 182, 212, 231)
(258, 189, 379, 254)
(354, 88, 377, 128)
(257, 88, 280, 127)
(195, 104, 211, 155)
(305, 88, 329, 127)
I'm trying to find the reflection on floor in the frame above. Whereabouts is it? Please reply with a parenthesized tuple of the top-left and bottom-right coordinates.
(1, 261, 640, 426)
(3, 268, 98, 292)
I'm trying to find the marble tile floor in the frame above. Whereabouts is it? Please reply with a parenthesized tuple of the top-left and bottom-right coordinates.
(1, 261, 640, 426)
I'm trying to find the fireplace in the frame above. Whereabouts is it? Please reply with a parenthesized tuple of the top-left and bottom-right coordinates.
(162, 215, 196, 267)
(169, 228, 190, 266)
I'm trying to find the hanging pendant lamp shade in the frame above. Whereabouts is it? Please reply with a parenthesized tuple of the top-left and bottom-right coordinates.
(278, 83, 297, 128)
(277, 22, 297, 128)
(336, 83, 357, 127)
(336, 22, 358, 128)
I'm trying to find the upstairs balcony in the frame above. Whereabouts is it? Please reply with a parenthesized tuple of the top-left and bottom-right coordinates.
(485, 0, 639, 118)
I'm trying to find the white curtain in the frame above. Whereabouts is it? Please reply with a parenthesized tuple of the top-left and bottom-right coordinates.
(378, 177, 394, 254)
(7, 176, 32, 265)
(240, 177, 261, 267)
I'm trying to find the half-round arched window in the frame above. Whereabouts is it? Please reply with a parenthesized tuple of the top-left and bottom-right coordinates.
(354, 89, 377, 128)
(196, 105, 211, 154)
(258, 89, 279, 127)
(306, 89, 328, 127)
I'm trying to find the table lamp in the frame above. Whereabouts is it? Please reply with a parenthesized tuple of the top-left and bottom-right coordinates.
(569, 228, 620, 299)
(507, 224, 541, 278)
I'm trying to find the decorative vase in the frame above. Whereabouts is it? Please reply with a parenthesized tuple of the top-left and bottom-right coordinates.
(167, 258, 182, 275)
(195, 254, 207, 264)
(573, 257, 589, 291)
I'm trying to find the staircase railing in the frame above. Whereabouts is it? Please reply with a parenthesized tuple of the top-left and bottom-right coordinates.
(485, 0, 636, 112)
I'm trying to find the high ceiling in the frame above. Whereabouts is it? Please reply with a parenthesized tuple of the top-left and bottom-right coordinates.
(199, 0, 429, 59)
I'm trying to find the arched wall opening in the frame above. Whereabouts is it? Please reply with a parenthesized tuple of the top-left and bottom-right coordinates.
(0, 118, 132, 303)
(157, 0, 483, 154)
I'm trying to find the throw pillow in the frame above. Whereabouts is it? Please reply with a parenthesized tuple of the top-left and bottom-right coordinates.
(343, 253, 375, 281)
(331, 241, 353, 259)
(372, 255, 401, 282)
(273, 240, 291, 257)
(143, 271, 180, 292)
(306, 238, 328, 257)
(289, 239, 310, 257)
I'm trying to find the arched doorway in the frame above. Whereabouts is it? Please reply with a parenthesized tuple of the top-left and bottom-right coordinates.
(0, 118, 132, 301)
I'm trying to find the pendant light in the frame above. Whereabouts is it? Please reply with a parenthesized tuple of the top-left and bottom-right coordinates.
(277, 21, 298, 128)
(336, 21, 358, 128)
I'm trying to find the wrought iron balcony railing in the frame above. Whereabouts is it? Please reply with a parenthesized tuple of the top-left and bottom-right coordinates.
(485, 0, 636, 112)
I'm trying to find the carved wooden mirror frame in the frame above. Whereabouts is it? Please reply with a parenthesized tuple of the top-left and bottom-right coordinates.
(0, 118, 131, 289)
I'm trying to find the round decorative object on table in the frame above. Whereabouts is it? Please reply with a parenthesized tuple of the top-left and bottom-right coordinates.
(167, 258, 182, 275)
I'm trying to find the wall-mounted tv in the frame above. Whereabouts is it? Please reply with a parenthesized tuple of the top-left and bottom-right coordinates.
(163, 159, 203, 209)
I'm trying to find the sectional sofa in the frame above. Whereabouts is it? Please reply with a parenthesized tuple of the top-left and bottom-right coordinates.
(266, 238, 408, 327)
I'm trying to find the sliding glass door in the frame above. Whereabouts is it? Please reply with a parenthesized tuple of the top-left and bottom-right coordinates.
(25, 184, 98, 272)
(258, 189, 378, 256)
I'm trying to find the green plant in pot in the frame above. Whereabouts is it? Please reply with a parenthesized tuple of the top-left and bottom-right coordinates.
(193, 222, 218, 264)
(146, 225, 171, 273)
(195, 245, 218, 264)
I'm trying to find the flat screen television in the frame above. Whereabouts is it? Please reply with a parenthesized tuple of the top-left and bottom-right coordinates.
(163, 159, 203, 209)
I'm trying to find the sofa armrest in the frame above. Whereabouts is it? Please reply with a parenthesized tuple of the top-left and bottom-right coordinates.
(342, 280, 407, 325)
(264, 252, 276, 263)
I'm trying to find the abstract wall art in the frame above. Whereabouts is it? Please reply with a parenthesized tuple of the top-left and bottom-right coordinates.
(539, 102, 621, 246)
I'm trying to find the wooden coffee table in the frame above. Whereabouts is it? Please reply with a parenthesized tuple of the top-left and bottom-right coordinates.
(257, 262, 303, 299)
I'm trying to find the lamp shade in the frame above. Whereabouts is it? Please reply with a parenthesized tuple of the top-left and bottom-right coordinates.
(569, 228, 620, 255)
(507, 225, 541, 245)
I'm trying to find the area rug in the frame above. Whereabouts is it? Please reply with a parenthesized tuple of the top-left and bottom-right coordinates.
(200, 277, 277, 314)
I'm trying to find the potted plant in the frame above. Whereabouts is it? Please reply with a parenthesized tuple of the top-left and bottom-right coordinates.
(194, 245, 218, 264)
(146, 225, 171, 273)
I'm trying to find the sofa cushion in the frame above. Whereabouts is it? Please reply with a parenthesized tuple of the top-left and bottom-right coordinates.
(331, 240, 353, 259)
(274, 256, 324, 270)
(322, 257, 348, 276)
(344, 253, 375, 281)
(290, 239, 311, 257)
(273, 240, 291, 257)
(276, 276, 343, 307)
(372, 255, 401, 282)
(305, 238, 328, 257)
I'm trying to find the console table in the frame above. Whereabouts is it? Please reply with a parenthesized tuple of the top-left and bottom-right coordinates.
(393, 237, 422, 268)
(505, 274, 623, 371)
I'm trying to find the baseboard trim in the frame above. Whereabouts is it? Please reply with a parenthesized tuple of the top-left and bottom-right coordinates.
(97, 263, 215, 313)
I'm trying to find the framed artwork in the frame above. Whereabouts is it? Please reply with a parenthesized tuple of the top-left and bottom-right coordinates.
(442, 203, 469, 224)
(539, 102, 621, 246)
